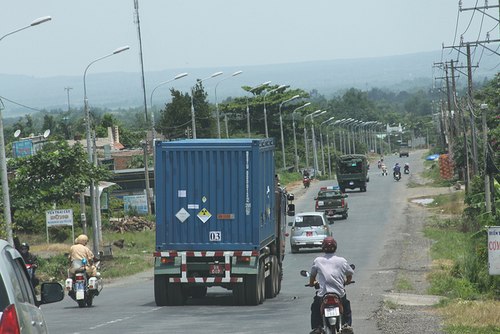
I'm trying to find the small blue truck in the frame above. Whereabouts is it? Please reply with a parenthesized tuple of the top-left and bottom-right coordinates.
(153, 139, 294, 306)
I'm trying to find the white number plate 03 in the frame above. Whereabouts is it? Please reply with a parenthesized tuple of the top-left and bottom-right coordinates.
(324, 307, 340, 317)
(209, 231, 222, 241)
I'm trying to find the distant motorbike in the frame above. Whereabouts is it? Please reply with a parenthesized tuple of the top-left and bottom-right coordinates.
(394, 171, 401, 181)
(404, 165, 410, 174)
(303, 176, 311, 188)
(301, 265, 355, 334)
(65, 258, 102, 308)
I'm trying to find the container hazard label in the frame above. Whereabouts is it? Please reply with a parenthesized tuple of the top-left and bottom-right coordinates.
(197, 208, 212, 224)
(175, 208, 190, 223)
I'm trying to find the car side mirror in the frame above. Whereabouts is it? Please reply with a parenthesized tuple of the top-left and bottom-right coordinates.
(287, 203, 295, 216)
(287, 193, 295, 201)
(288, 222, 293, 227)
(40, 282, 64, 305)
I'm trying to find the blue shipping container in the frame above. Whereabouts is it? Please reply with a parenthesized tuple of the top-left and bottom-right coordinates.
(155, 138, 277, 251)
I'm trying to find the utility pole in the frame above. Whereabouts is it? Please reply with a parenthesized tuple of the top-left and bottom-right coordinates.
(481, 104, 491, 214)
(134, 0, 152, 215)
(64, 87, 72, 112)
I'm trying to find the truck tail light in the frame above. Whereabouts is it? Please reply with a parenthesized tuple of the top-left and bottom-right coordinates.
(0, 304, 21, 334)
(236, 256, 251, 264)
(315, 200, 319, 209)
(341, 199, 345, 207)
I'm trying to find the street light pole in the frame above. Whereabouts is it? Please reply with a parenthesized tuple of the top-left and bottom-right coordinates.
(263, 84, 288, 138)
(291, 102, 310, 172)
(83, 45, 129, 255)
(245, 81, 271, 138)
(215, 71, 243, 138)
(303, 110, 322, 170)
(191, 71, 223, 139)
(311, 111, 326, 176)
(320, 117, 334, 177)
(1, 15, 52, 246)
(278, 95, 300, 170)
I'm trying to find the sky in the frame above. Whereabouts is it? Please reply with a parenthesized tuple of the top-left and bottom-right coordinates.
(1, 1, 497, 78)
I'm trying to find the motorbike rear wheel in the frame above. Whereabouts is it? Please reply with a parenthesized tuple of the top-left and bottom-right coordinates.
(86, 295, 93, 307)
(77, 300, 86, 308)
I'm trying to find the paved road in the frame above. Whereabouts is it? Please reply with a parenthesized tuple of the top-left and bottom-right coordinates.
(42, 152, 425, 334)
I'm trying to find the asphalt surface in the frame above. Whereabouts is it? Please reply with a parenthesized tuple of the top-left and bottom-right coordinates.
(42, 152, 431, 334)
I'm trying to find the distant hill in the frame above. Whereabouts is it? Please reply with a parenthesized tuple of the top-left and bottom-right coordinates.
(0, 50, 497, 118)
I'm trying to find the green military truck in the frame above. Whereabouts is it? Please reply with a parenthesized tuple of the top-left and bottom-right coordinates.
(335, 154, 369, 192)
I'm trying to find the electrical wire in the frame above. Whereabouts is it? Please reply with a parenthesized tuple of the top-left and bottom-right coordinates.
(0, 95, 44, 112)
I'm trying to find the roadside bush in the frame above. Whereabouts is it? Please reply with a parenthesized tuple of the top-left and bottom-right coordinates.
(428, 271, 479, 299)
(38, 253, 68, 281)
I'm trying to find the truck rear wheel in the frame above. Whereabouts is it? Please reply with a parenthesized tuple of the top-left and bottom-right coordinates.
(154, 274, 168, 306)
(245, 261, 265, 305)
(265, 255, 278, 298)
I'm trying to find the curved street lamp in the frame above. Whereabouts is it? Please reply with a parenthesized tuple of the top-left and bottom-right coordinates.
(303, 109, 323, 169)
(311, 111, 327, 175)
(245, 81, 271, 137)
(215, 70, 243, 138)
(291, 102, 311, 172)
(0, 16, 52, 246)
(191, 71, 223, 139)
(83, 45, 130, 255)
(278, 94, 300, 169)
(263, 84, 288, 138)
(320, 117, 335, 175)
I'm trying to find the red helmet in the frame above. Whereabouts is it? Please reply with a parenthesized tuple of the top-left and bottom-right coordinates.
(322, 236, 337, 253)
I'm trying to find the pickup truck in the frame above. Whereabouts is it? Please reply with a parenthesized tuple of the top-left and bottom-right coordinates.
(314, 186, 349, 222)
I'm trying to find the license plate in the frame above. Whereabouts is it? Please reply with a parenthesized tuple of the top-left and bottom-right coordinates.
(75, 281, 85, 291)
(209, 264, 224, 275)
(324, 307, 340, 317)
(327, 210, 334, 216)
(306, 231, 313, 237)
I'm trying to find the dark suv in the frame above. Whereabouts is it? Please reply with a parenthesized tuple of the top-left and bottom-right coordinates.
(0, 239, 64, 333)
(315, 186, 349, 222)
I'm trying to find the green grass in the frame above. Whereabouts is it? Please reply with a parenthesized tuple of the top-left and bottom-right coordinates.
(422, 160, 457, 187)
(395, 276, 414, 292)
(443, 326, 500, 334)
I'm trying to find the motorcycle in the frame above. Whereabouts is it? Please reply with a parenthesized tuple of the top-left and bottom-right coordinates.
(303, 176, 311, 188)
(394, 171, 401, 181)
(403, 165, 410, 174)
(25, 263, 39, 288)
(301, 265, 355, 334)
(65, 258, 102, 308)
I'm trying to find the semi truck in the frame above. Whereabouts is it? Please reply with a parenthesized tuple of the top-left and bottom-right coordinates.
(153, 138, 294, 306)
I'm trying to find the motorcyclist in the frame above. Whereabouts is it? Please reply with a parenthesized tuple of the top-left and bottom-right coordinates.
(381, 163, 388, 176)
(303, 169, 310, 178)
(404, 162, 410, 173)
(69, 234, 97, 277)
(308, 237, 354, 334)
(19, 242, 39, 287)
(393, 162, 401, 178)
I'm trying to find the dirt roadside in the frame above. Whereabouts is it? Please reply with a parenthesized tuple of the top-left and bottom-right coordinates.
(374, 169, 461, 333)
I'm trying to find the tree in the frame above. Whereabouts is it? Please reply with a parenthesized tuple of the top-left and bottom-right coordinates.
(7, 140, 109, 212)
(157, 88, 193, 139)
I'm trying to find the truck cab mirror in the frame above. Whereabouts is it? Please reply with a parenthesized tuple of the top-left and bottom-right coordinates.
(287, 193, 295, 201)
(287, 203, 295, 216)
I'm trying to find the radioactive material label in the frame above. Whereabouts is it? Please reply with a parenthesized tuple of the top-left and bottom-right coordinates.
(197, 208, 212, 224)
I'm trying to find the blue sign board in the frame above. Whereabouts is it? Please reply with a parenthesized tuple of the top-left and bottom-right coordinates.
(13, 140, 33, 158)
